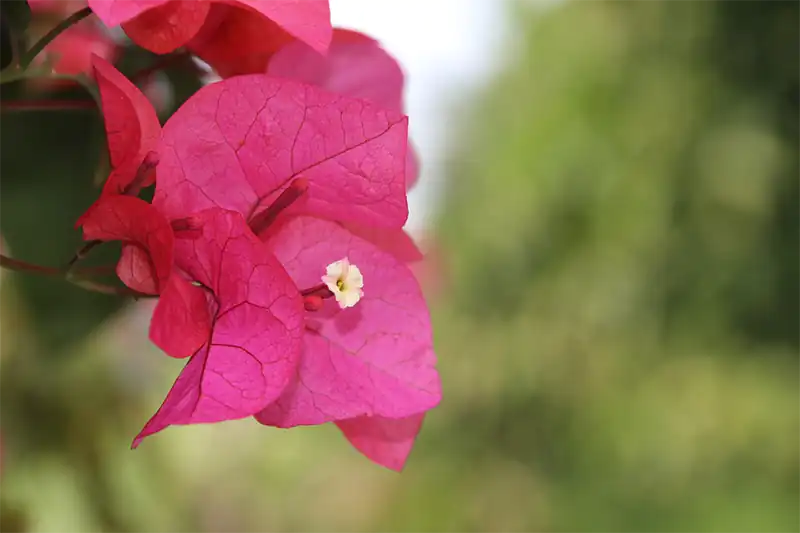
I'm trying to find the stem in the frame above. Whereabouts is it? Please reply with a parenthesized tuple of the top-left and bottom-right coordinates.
(249, 178, 309, 235)
(0, 254, 61, 277)
(20, 7, 94, 69)
(66, 275, 152, 298)
(0, 253, 153, 298)
(1, 99, 96, 112)
(67, 240, 100, 269)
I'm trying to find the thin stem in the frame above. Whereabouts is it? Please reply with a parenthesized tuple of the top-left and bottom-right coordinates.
(20, 7, 94, 69)
(67, 240, 100, 269)
(249, 178, 309, 235)
(66, 275, 153, 298)
(1, 99, 96, 112)
(0, 254, 61, 277)
(0, 253, 153, 298)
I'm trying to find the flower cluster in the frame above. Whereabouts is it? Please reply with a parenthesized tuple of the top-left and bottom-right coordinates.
(69, 1, 440, 471)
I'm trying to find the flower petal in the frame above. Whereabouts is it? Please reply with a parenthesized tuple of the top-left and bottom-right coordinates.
(187, 1, 331, 78)
(133, 208, 304, 446)
(267, 29, 403, 110)
(150, 275, 211, 358)
(336, 413, 425, 472)
(88, 0, 172, 27)
(233, 0, 330, 54)
(154, 75, 409, 228)
(187, 4, 289, 77)
(121, 0, 211, 54)
(267, 28, 419, 189)
(87, 55, 161, 200)
(339, 223, 423, 264)
(78, 196, 172, 294)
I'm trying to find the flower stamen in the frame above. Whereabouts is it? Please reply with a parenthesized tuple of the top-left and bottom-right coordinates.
(248, 178, 309, 235)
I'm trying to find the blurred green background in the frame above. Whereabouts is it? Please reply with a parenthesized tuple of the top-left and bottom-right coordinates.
(1, 1, 798, 531)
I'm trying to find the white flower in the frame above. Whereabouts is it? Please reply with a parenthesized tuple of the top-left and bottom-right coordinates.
(322, 258, 364, 309)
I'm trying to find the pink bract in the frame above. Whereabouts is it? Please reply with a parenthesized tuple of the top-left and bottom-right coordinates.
(339, 222, 423, 264)
(86, 0, 171, 26)
(337, 413, 426, 472)
(267, 29, 404, 111)
(268, 28, 420, 189)
(134, 208, 304, 447)
(254, 216, 440, 427)
(154, 75, 410, 228)
(87, 55, 161, 200)
(121, 1, 210, 54)
(78, 196, 172, 294)
(77, 196, 208, 356)
(150, 274, 211, 359)
(88, 0, 331, 60)
(187, 4, 289, 77)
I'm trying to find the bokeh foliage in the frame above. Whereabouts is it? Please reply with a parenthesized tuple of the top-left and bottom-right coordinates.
(1, 1, 797, 532)
(432, 1, 798, 530)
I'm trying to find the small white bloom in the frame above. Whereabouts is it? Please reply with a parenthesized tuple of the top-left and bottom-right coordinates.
(322, 257, 364, 309)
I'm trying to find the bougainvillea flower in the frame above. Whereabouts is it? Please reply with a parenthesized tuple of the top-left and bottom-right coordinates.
(336, 413, 425, 471)
(75, 57, 162, 293)
(268, 29, 404, 114)
(322, 257, 364, 309)
(87, 0, 331, 72)
(265, 28, 423, 264)
(134, 208, 304, 446)
(79, 55, 161, 205)
(76, 195, 207, 357)
(186, 7, 285, 78)
(79, 195, 173, 294)
(254, 216, 440, 429)
(154, 75, 409, 229)
(267, 28, 420, 189)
